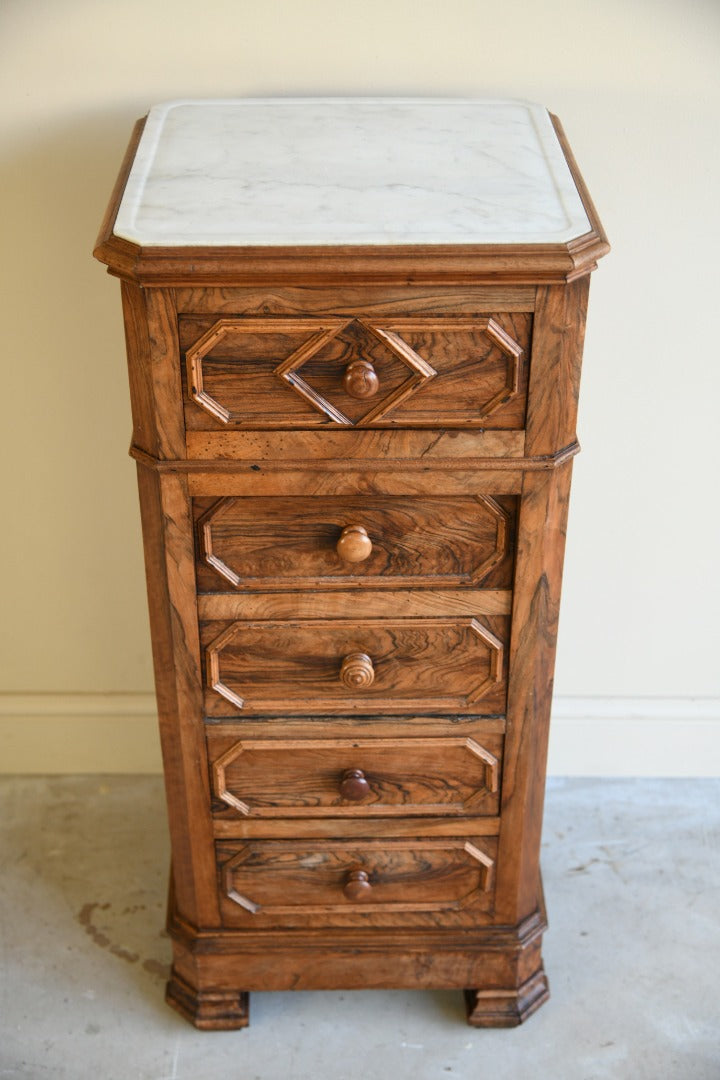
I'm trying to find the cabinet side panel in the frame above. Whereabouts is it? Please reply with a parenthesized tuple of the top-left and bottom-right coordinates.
(525, 279, 589, 456)
(495, 462, 573, 922)
(120, 283, 186, 459)
(136, 465, 219, 925)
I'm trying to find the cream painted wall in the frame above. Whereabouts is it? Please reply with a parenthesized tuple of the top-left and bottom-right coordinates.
(1, 0, 719, 769)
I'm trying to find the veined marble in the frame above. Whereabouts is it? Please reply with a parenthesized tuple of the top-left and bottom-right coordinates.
(113, 98, 591, 248)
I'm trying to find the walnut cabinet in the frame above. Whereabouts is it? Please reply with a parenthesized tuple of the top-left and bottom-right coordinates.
(94, 99, 608, 1028)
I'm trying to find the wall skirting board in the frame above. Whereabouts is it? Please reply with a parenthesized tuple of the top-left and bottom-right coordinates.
(0, 693, 718, 776)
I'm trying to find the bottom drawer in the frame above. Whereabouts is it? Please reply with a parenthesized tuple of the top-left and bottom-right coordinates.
(217, 837, 497, 930)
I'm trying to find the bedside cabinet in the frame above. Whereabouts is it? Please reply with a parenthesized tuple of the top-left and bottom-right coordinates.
(94, 98, 608, 1029)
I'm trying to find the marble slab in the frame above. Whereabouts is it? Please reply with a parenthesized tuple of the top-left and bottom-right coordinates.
(113, 98, 591, 248)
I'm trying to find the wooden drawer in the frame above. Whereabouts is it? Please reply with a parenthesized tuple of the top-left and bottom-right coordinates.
(207, 734, 503, 819)
(217, 837, 497, 929)
(194, 494, 515, 591)
(202, 615, 508, 715)
(181, 314, 531, 430)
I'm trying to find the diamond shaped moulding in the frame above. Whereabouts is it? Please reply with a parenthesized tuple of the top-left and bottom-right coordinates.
(185, 316, 437, 427)
(274, 319, 437, 426)
(185, 317, 342, 425)
(185, 315, 525, 428)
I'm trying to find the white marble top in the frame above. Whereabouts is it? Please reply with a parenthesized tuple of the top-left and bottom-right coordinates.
(113, 98, 591, 248)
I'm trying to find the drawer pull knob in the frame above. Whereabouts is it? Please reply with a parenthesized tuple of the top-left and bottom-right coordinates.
(336, 525, 373, 563)
(343, 869, 373, 902)
(339, 768, 371, 801)
(340, 652, 375, 690)
(343, 360, 379, 399)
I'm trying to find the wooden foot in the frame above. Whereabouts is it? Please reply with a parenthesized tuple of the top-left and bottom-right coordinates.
(166, 970, 250, 1030)
(465, 969, 549, 1028)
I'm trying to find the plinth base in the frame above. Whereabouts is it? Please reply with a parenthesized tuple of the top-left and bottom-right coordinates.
(165, 881, 549, 1030)
(166, 971, 249, 1030)
(465, 968, 550, 1027)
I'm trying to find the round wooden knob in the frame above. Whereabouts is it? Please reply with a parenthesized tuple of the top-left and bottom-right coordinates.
(343, 869, 373, 902)
(343, 360, 379, 399)
(336, 525, 373, 563)
(339, 768, 371, 801)
(340, 652, 375, 690)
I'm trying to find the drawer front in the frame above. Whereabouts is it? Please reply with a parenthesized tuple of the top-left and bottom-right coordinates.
(181, 314, 531, 430)
(202, 615, 508, 715)
(194, 494, 515, 591)
(207, 734, 503, 819)
(217, 837, 497, 929)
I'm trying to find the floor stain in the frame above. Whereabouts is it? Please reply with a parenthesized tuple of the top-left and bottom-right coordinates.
(78, 901, 111, 945)
(77, 901, 167, 977)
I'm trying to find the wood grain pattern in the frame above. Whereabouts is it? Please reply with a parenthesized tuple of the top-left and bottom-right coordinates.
(211, 815, 501, 840)
(120, 284, 186, 459)
(194, 494, 515, 591)
(134, 466, 218, 926)
(186, 467, 526, 497)
(180, 314, 531, 430)
(166, 973, 250, 1031)
(217, 837, 496, 929)
(205, 714, 506, 740)
(495, 463, 573, 924)
(465, 968, 549, 1028)
(96, 104, 608, 1030)
(196, 589, 512, 621)
(95, 233, 608, 286)
(185, 428, 526, 461)
(525, 279, 590, 457)
(207, 735, 502, 818)
(203, 615, 507, 714)
(174, 285, 536, 315)
(166, 885, 546, 1022)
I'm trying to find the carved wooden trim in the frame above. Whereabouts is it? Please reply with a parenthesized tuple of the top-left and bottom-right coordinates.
(184, 314, 523, 430)
(273, 317, 438, 427)
(469, 496, 509, 586)
(220, 838, 496, 916)
(210, 736, 501, 818)
(130, 442, 581, 473)
(466, 619, 504, 703)
(369, 317, 522, 421)
(464, 738, 500, 796)
(273, 319, 354, 424)
(464, 841, 495, 893)
(205, 616, 505, 712)
(196, 493, 510, 592)
(186, 317, 349, 425)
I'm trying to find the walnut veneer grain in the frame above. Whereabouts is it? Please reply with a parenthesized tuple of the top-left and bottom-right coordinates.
(95, 101, 607, 1030)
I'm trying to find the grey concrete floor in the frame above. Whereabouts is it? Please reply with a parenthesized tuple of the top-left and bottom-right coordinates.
(0, 777, 717, 1080)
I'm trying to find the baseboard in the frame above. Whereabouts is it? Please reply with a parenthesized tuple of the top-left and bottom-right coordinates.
(547, 697, 720, 777)
(0, 694, 161, 774)
(0, 693, 718, 776)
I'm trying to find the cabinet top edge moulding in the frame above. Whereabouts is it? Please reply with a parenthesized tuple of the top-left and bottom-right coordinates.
(94, 98, 609, 286)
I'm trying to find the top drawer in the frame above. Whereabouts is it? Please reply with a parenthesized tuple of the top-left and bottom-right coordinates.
(180, 314, 531, 431)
